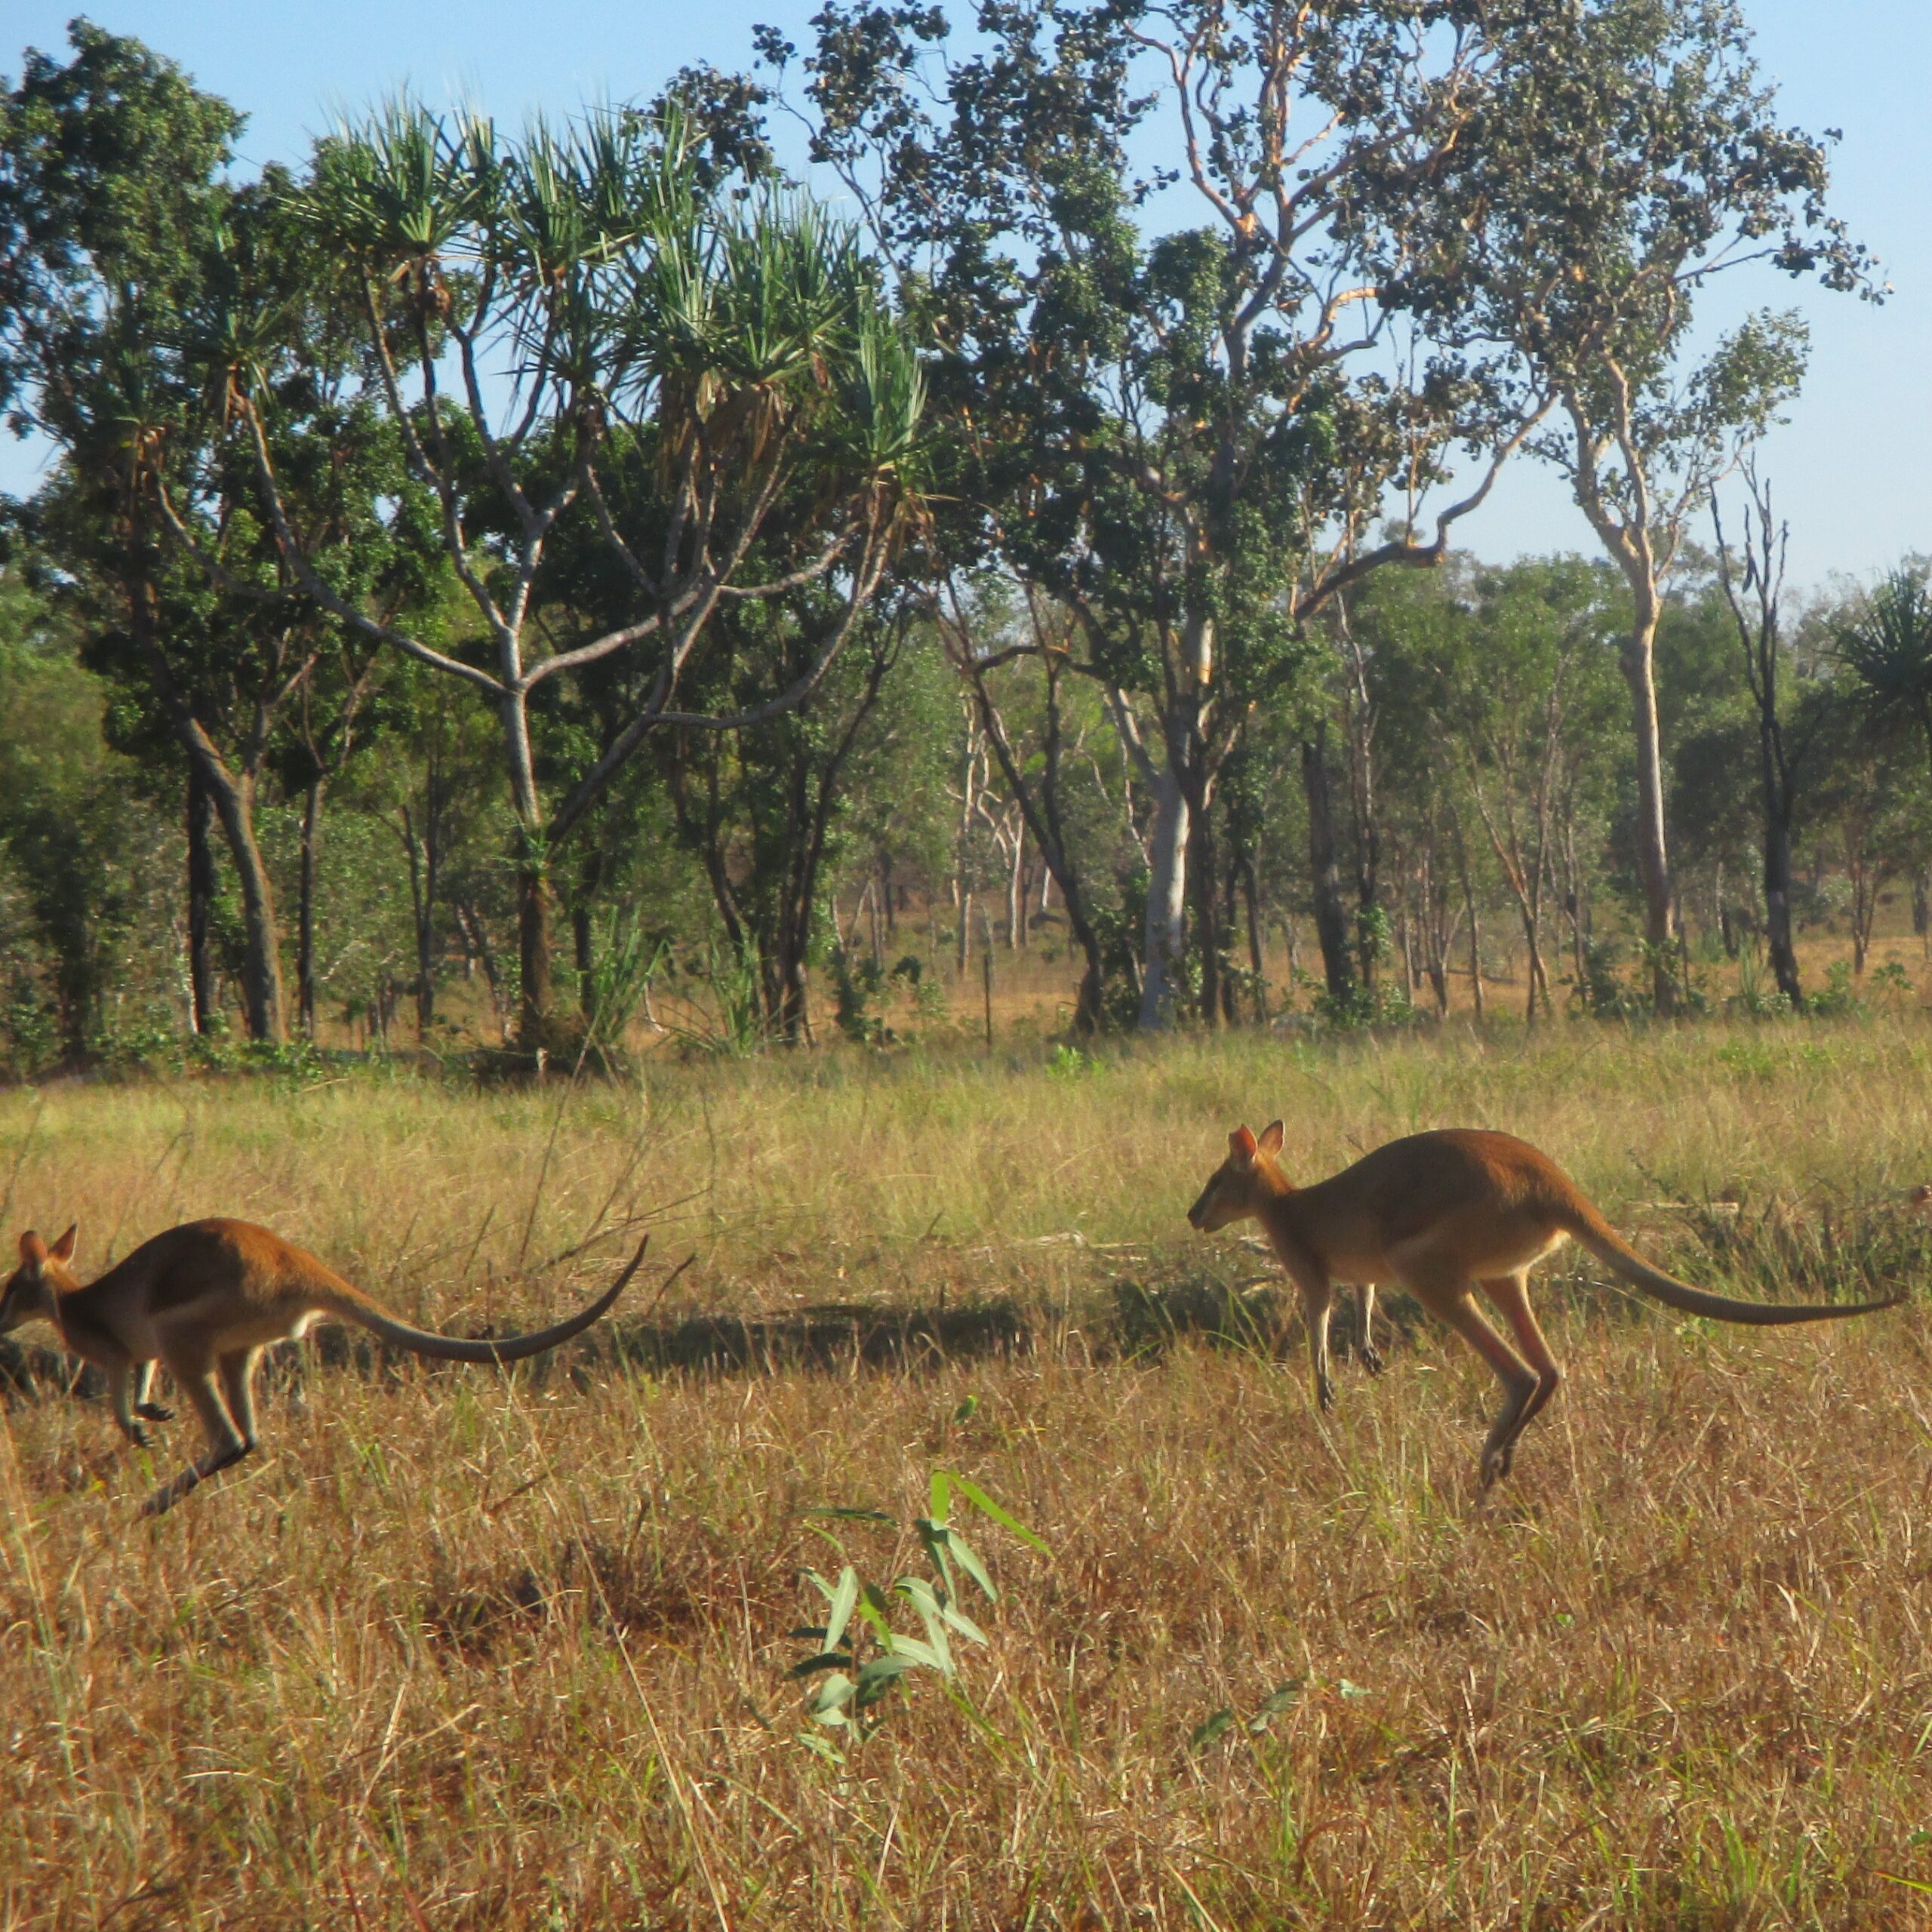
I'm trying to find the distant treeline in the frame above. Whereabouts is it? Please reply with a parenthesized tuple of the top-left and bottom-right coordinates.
(0, 6, 1919, 1069)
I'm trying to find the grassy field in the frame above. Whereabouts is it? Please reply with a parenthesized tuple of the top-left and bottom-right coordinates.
(5, 1017, 1932, 1928)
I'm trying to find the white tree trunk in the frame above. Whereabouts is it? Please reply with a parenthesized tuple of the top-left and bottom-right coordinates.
(1138, 763, 1191, 1030)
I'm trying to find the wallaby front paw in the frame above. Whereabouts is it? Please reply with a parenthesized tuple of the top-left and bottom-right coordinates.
(135, 1402, 174, 1423)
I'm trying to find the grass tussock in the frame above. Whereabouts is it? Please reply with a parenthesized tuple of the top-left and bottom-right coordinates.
(4, 1020, 1932, 1927)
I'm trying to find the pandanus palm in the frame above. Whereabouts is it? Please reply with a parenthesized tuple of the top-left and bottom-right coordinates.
(1834, 571, 1932, 783)
(233, 100, 923, 1045)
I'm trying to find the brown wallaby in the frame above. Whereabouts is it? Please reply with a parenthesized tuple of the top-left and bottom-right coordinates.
(1189, 1124, 1903, 1487)
(0, 1220, 646, 1513)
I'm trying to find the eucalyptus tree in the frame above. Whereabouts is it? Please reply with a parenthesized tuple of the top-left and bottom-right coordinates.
(1393, 0, 1873, 1011)
(232, 102, 923, 1044)
(1711, 472, 1810, 1007)
(0, 26, 440, 1043)
(771, 0, 1546, 1030)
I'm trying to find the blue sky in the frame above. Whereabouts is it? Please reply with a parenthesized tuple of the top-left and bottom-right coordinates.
(2, 0, 1924, 591)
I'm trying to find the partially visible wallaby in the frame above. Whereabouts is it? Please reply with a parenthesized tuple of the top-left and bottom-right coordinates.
(1189, 1124, 1903, 1487)
(0, 1220, 645, 1512)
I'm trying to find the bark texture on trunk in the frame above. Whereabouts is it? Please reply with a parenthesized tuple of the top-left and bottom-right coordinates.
(1138, 764, 1191, 1029)
(202, 770, 286, 1044)
(1300, 729, 1356, 1005)
(517, 863, 553, 1048)
(297, 774, 325, 1039)
(1620, 604, 1679, 1013)
(186, 767, 219, 1035)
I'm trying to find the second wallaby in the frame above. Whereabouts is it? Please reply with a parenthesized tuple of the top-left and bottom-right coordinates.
(0, 1219, 646, 1512)
(1189, 1124, 1903, 1487)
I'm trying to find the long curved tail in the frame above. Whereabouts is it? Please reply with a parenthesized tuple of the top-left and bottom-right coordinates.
(318, 1236, 648, 1362)
(1564, 1208, 1902, 1325)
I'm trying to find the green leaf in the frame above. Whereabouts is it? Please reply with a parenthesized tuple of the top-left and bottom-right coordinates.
(941, 1471, 1050, 1552)
(809, 1671, 855, 1721)
(1338, 1679, 1372, 1701)
(929, 1469, 952, 1527)
(808, 1506, 896, 1524)
(881, 1632, 947, 1672)
(1191, 1707, 1235, 1752)
(822, 1565, 860, 1656)
(854, 1652, 923, 1706)
(951, 1395, 980, 1425)
(914, 1518, 957, 1599)
(895, 1574, 987, 1647)
(943, 1524, 997, 1603)
(796, 1730, 845, 1766)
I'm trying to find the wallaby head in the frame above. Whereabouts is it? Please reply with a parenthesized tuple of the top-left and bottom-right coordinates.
(1187, 1121, 1286, 1232)
(0, 1225, 78, 1332)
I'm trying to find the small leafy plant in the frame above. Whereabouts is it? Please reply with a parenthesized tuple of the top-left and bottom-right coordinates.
(789, 1470, 1046, 1758)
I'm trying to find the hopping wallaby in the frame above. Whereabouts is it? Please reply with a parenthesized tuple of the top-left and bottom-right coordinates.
(0, 1220, 646, 1512)
(1189, 1124, 1903, 1487)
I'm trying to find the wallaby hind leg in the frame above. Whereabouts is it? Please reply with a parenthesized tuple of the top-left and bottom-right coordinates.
(1356, 1283, 1385, 1374)
(1479, 1273, 1562, 1478)
(140, 1346, 251, 1518)
(1401, 1263, 1539, 1488)
(133, 1359, 173, 1423)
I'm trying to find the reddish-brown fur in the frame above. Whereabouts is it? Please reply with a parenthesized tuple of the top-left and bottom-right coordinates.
(0, 1220, 642, 1513)
(1189, 1124, 1903, 1485)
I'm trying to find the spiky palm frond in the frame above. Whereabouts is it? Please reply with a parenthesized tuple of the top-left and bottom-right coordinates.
(300, 97, 497, 270)
(1835, 570, 1932, 732)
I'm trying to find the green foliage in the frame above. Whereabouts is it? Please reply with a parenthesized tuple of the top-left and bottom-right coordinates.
(663, 942, 768, 1059)
(789, 1471, 1045, 1758)
(583, 909, 670, 1049)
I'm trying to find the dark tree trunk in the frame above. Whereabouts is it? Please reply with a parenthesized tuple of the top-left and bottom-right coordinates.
(1241, 854, 1267, 1026)
(297, 772, 325, 1039)
(202, 770, 286, 1044)
(1300, 728, 1356, 1005)
(574, 903, 595, 1022)
(186, 765, 220, 1035)
(1763, 804, 1801, 1008)
(517, 859, 552, 1051)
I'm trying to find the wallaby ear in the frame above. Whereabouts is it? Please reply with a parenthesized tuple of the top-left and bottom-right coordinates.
(1229, 1125, 1258, 1161)
(17, 1231, 46, 1267)
(1257, 1121, 1284, 1157)
(49, 1223, 77, 1264)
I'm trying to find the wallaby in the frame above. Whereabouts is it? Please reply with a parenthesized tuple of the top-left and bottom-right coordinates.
(0, 1220, 646, 1512)
(1189, 1124, 1903, 1487)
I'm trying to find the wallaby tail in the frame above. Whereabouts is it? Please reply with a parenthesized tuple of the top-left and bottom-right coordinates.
(1565, 1209, 1903, 1325)
(320, 1235, 648, 1362)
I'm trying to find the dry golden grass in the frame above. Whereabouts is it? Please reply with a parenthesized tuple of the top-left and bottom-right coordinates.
(5, 1018, 1932, 1928)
